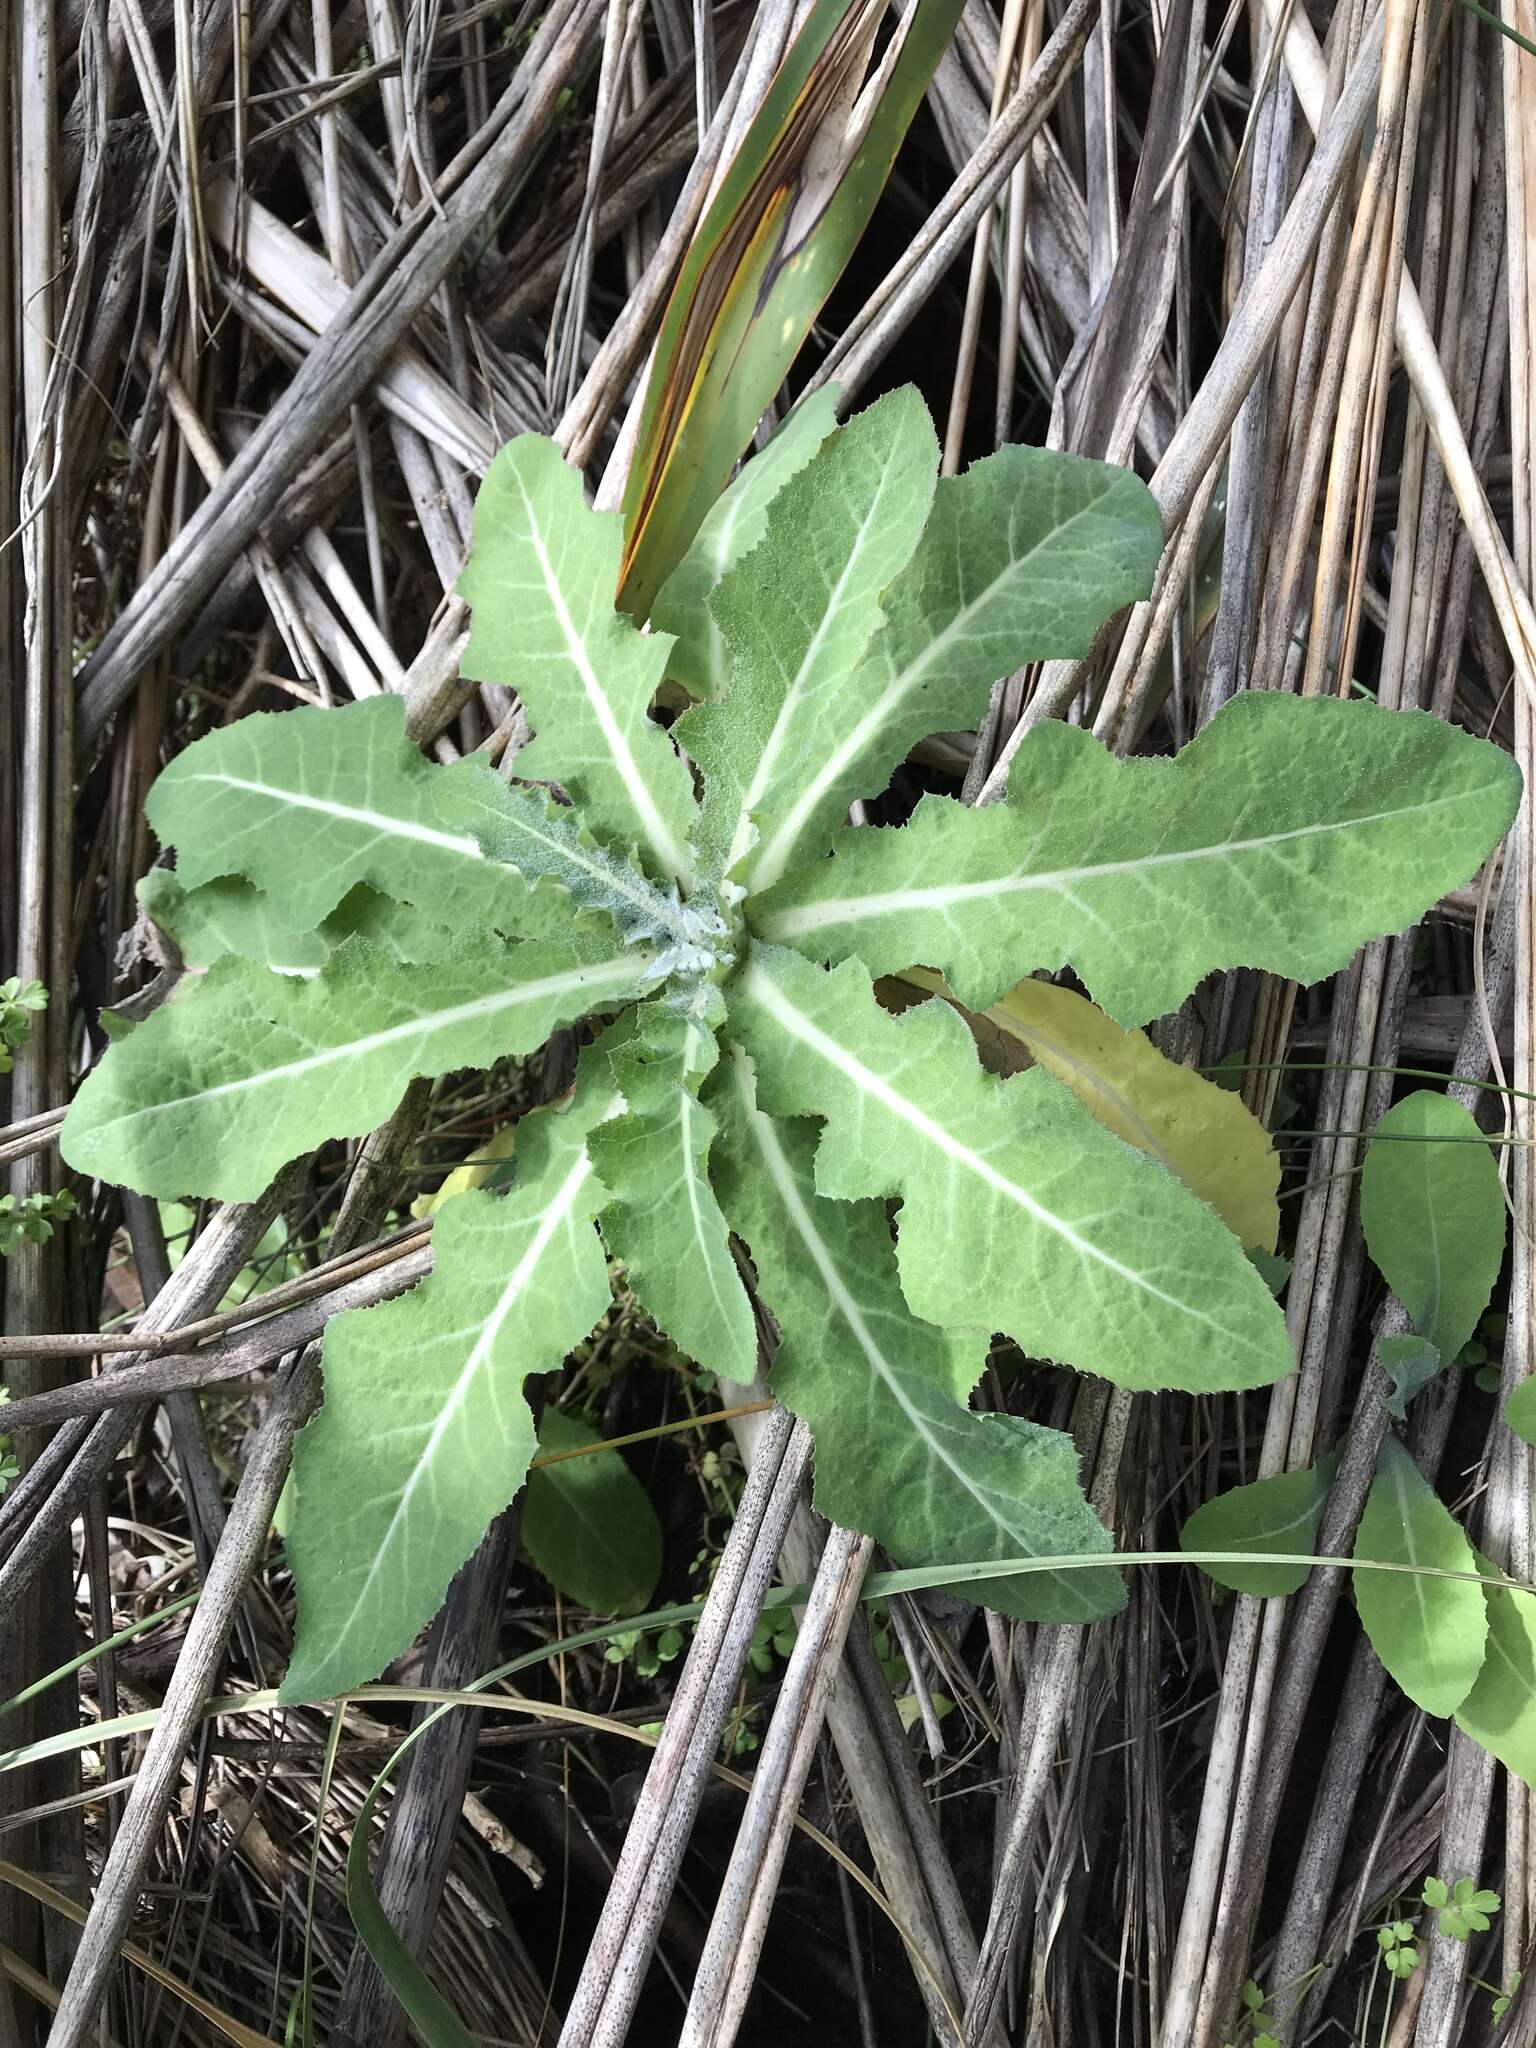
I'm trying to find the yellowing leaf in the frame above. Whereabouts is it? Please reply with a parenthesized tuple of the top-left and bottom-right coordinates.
(902, 971, 1279, 1252)
(413, 1123, 520, 1218)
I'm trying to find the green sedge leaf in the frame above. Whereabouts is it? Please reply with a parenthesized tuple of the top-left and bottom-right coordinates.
(590, 1034, 759, 1383)
(282, 1067, 621, 1700)
(144, 696, 567, 939)
(752, 694, 1521, 1026)
(650, 388, 841, 700)
(708, 1047, 1123, 1622)
(523, 1410, 664, 1617)
(1353, 1437, 1487, 1717)
(726, 946, 1293, 1394)
(460, 435, 698, 884)
(1360, 1089, 1506, 1361)
(61, 931, 653, 1202)
(746, 443, 1163, 891)
(617, 0, 960, 614)
(1180, 1458, 1335, 1596)
(678, 389, 938, 883)
(1457, 1552, 1536, 1789)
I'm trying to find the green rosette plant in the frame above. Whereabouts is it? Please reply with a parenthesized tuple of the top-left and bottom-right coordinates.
(61, 388, 1521, 1699)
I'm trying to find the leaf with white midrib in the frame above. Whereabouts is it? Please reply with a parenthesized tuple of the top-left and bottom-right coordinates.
(751, 693, 1523, 1025)
(146, 696, 568, 940)
(61, 930, 654, 1202)
(282, 1065, 622, 1700)
(678, 389, 938, 883)
(709, 1047, 1121, 1622)
(727, 947, 1293, 1394)
(459, 435, 698, 884)
(744, 441, 1164, 891)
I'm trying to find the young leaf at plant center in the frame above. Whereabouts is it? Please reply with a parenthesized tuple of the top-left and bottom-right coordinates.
(589, 1021, 758, 1383)
(144, 696, 575, 940)
(1353, 1437, 1487, 1718)
(61, 929, 652, 1202)
(617, 0, 962, 614)
(751, 693, 1522, 1025)
(1455, 1549, 1536, 1789)
(1360, 1089, 1506, 1361)
(459, 434, 698, 885)
(742, 442, 1165, 893)
(1380, 1334, 1446, 1425)
(901, 969, 1280, 1251)
(1180, 1458, 1336, 1596)
(727, 947, 1293, 1394)
(523, 1410, 663, 1616)
(650, 388, 841, 700)
(678, 388, 939, 883)
(707, 1047, 1123, 1622)
(281, 1063, 622, 1701)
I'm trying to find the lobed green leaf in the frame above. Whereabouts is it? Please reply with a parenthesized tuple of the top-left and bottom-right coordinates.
(460, 435, 699, 884)
(709, 1048, 1122, 1621)
(281, 1060, 623, 1701)
(743, 442, 1164, 892)
(61, 930, 652, 1202)
(752, 694, 1522, 1026)
(677, 388, 938, 883)
(650, 388, 841, 700)
(145, 696, 565, 939)
(589, 1016, 759, 1383)
(725, 946, 1293, 1394)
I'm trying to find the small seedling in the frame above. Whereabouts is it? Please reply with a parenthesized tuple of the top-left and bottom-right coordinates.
(0, 976, 47, 1074)
(1422, 1874, 1500, 1942)
(1378, 1920, 1420, 1980)
(0, 1189, 76, 1256)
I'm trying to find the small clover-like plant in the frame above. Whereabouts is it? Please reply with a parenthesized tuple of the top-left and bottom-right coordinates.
(1378, 1920, 1420, 1981)
(1423, 1874, 1500, 1942)
(0, 976, 48, 1075)
(59, 390, 1521, 1698)
(0, 1189, 76, 1257)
